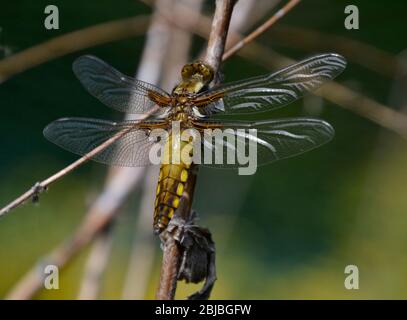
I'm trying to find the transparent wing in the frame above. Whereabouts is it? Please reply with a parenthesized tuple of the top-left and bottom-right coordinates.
(73, 55, 172, 116)
(43, 117, 168, 167)
(191, 118, 334, 168)
(194, 53, 346, 115)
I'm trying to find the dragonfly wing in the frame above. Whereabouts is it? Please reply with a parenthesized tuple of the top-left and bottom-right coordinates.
(44, 117, 167, 167)
(73, 55, 172, 116)
(192, 118, 334, 168)
(194, 53, 346, 115)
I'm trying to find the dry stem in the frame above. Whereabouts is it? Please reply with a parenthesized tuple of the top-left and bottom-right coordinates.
(122, 0, 201, 299)
(222, 0, 301, 60)
(267, 24, 405, 78)
(155, 0, 236, 300)
(0, 107, 158, 217)
(77, 225, 114, 300)
(0, 16, 150, 83)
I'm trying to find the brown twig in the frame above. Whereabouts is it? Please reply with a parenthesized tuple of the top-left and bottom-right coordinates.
(0, 16, 150, 83)
(229, 0, 283, 34)
(204, 0, 237, 72)
(5, 167, 146, 299)
(121, 167, 158, 299)
(222, 0, 302, 60)
(0, 107, 158, 217)
(155, 0, 236, 300)
(267, 24, 406, 78)
(155, 165, 199, 300)
(77, 225, 114, 300)
(155, 237, 181, 300)
(122, 0, 201, 299)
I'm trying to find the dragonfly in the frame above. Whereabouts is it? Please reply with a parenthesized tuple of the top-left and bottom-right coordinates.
(44, 53, 346, 234)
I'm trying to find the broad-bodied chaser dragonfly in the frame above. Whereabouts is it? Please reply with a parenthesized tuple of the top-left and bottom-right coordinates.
(44, 53, 346, 233)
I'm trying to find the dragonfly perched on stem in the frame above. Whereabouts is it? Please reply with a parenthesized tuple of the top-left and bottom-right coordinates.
(44, 53, 346, 234)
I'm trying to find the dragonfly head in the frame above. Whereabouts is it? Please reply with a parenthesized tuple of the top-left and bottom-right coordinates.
(181, 60, 214, 83)
(173, 61, 214, 95)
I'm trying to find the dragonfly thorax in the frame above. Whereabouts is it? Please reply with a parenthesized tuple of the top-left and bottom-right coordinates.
(172, 107, 190, 122)
(175, 94, 190, 105)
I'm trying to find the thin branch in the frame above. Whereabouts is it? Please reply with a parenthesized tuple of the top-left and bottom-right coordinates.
(222, 0, 302, 60)
(77, 226, 114, 300)
(155, 0, 236, 300)
(122, 0, 202, 300)
(0, 16, 150, 83)
(0, 107, 158, 217)
(155, 237, 181, 300)
(229, 0, 283, 34)
(155, 165, 199, 300)
(121, 167, 158, 299)
(5, 167, 145, 299)
(320, 81, 407, 138)
(267, 24, 406, 78)
(204, 0, 237, 72)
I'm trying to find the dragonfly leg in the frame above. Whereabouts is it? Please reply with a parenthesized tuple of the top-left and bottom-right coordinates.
(161, 211, 216, 300)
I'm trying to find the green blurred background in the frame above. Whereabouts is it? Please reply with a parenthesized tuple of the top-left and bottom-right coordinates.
(0, 0, 406, 299)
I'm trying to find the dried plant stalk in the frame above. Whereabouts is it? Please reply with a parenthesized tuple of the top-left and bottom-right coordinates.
(0, 16, 150, 83)
(155, 0, 237, 301)
(122, 0, 202, 300)
(77, 226, 114, 300)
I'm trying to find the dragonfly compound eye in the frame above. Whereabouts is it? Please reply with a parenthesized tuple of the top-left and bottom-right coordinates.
(181, 64, 194, 80)
(196, 61, 214, 84)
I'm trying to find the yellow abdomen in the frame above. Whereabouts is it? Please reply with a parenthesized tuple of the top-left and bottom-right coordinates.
(153, 132, 191, 234)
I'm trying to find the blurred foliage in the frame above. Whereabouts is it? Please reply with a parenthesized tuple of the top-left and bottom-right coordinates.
(0, 0, 406, 299)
